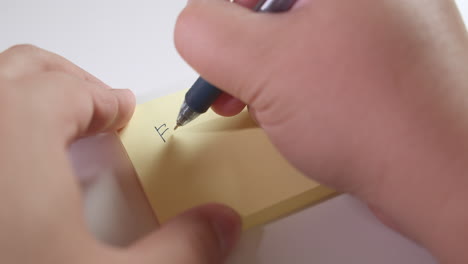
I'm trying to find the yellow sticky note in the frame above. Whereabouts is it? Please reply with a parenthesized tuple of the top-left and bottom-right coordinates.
(119, 90, 336, 229)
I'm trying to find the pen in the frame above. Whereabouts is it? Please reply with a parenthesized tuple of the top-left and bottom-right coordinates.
(174, 0, 297, 130)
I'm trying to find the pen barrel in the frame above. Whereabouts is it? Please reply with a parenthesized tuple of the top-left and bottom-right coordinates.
(185, 77, 222, 113)
(254, 0, 297, 12)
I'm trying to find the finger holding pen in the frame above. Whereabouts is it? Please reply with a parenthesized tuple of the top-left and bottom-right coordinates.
(175, 0, 297, 128)
(210, 0, 258, 116)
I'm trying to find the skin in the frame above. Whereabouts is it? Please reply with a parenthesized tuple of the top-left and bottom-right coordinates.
(1, 0, 467, 263)
(176, 0, 468, 263)
(0, 45, 241, 264)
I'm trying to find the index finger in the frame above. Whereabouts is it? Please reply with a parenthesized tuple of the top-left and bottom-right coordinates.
(19, 71, 135, 142)
(208, 0, 259, 116)
(234, 0, 259, 9)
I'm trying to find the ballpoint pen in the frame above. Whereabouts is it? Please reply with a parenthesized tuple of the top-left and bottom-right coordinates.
(174, 0, 297, 130)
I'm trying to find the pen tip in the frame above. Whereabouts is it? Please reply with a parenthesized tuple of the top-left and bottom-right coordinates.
(174, 125, 179, 130)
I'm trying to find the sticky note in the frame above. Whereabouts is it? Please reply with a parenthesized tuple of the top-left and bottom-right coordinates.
(119, 90, 336, 229)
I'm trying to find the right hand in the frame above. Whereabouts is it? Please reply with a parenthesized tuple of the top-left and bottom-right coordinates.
(175, 0, 468, 262)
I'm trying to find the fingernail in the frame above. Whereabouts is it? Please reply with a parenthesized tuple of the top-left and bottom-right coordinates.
(210, 207, 241, 255)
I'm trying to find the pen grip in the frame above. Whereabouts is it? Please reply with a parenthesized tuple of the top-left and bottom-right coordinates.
(185, 77, 222, 113)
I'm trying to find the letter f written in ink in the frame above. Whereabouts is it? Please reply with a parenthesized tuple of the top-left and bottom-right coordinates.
(155, 124, 169, 143)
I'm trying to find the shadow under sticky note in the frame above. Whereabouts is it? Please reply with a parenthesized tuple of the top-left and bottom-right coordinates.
(119, 90, 336, 229)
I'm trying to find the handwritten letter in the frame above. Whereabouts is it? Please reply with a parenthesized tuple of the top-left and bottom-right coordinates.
(155, 124, 169, 142)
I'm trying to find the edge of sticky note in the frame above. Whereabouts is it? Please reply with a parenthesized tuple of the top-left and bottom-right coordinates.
(243, 185, 337, 229)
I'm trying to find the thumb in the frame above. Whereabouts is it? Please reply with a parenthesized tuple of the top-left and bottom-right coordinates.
(174, 0, 281, 107)
(127, 204, 241, 264)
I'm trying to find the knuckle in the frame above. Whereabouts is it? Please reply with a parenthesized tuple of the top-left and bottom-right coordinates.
(5, 44, 41, 56)
(0, 44, 43, 79)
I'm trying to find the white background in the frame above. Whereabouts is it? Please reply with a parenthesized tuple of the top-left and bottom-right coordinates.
(1, 1, 467, 263)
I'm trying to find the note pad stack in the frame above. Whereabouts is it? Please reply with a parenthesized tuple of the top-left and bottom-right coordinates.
(119, 90, 335, 229)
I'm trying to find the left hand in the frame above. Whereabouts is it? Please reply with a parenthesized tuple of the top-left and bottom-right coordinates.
(0, 44, 241, 264)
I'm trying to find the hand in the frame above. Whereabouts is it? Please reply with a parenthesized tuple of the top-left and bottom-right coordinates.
(174, 0, 468, 262)
(0, 45, 240, 264)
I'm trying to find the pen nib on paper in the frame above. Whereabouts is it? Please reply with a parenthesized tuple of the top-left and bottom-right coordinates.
(174, 124, 179, 131)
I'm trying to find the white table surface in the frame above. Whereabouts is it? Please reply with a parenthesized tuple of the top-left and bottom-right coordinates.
(1, 1, 467, 263)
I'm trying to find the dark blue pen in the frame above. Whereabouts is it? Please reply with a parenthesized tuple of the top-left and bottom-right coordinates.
(174, 0, 297, 129)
